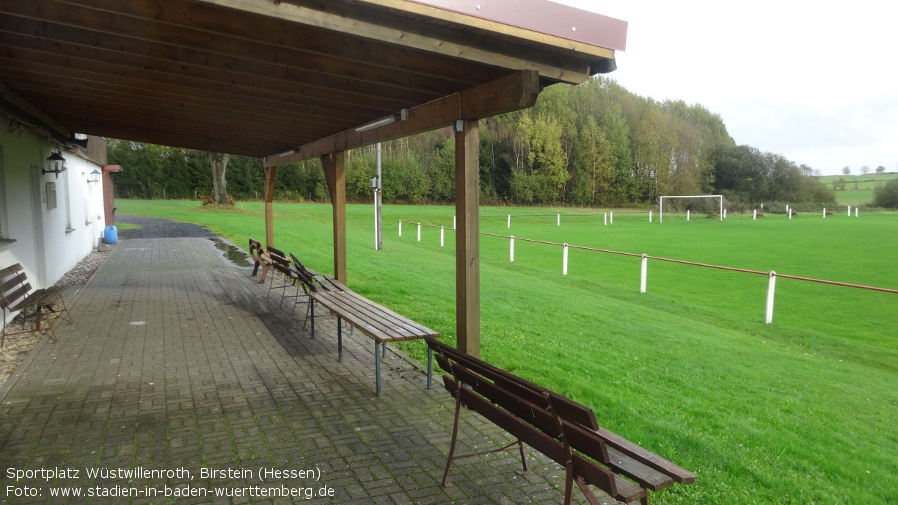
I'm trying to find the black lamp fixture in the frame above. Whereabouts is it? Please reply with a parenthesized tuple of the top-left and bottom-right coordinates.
(43, 151, 67, 178)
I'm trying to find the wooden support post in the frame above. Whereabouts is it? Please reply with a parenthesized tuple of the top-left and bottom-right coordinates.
(455, 119, 480, 357)
(264, 166, 278, 247)
(321, 152, 347, 283)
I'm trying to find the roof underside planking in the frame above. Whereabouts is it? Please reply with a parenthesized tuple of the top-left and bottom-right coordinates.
(0, 0, 627, 160)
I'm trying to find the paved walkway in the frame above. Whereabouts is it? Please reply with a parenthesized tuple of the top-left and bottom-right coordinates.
(0, 237, 599, 504)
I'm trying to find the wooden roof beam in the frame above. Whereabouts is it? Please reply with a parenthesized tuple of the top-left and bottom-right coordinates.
(195, 0, 610, 85)
(265, 70, 540, 167)
(0, 82, 71, 143)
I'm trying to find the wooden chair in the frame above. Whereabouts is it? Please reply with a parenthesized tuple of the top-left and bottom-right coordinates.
(0, 264, 72, 346)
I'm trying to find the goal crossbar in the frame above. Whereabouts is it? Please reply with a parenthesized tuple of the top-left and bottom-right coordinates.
(659, 195, 723, 223)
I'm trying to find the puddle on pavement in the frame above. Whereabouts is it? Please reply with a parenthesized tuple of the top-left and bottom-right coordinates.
(209, 237, 254, 267)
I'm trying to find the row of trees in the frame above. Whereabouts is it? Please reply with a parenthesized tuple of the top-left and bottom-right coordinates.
(108, 77, 836, 208)
(842, 166, 889, 175)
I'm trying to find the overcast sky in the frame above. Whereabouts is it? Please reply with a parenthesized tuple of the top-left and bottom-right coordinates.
(552, 0, 898, 175)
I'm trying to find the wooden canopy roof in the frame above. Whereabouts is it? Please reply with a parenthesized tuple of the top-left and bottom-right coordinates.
(0, 0, 627, 160)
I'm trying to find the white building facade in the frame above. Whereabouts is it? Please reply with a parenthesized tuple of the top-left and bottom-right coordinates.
(0, 123, 107, 291)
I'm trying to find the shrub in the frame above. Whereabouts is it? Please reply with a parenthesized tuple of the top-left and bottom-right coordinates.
(872, 178, 898, 208)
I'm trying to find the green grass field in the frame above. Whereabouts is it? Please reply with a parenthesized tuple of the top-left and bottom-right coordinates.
(116, 200, 898, 505)
(819, 172, 898, 206)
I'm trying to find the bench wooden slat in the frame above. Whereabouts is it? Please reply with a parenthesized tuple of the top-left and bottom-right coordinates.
(430, 337, 600, 430)
(21, 285, 67, 308)
(443, 375, 646, 505)
(596, 427, 696, 485)
(3, 284, 34, 311)
(1, 263, 72, 347)
(0, 271, 29, 300)
(314, 279, 437, 337)
(443, 354, 674, 492)
(278, 250, 439, 395)
(0, 263, 24, 280)
(309, 290, 436, 342)
(428, 336, 694, 504)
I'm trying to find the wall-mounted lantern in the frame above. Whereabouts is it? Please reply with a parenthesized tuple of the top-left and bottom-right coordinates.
(87, 168, 101, 184)
(43, 151, 67, 178)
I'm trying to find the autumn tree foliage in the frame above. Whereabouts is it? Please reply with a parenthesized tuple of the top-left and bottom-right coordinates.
(109, 76, 834, 207)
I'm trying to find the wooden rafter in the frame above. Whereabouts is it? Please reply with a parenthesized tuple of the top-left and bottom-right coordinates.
(266, 71, 540, 167)
(0, 0, 622, 157)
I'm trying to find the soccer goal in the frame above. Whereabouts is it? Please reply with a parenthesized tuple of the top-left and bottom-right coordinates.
(659, 195, 723, 222)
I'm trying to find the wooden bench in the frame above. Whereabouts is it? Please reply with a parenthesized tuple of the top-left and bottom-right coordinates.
(248, 238, 268, 281)
(426, 337, 694, 505)
(289, 254, 438, 396)
(0, 263, 73, 347)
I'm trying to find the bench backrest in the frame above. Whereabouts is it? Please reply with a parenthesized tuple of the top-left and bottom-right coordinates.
(0, 264, 32, 312)
(289, 253, 345, 294)
(288, 253, 319, 293)
(248, 238, 263, 261)
(266, 244, 287, 259)
(266, 250, 295, 280)
(426, 336, 621, 498)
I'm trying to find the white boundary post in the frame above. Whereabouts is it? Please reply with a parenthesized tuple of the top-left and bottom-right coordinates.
(453, 215, 456, 230)
(822, 208, 826, 219)
(855, 207, 859, 217)
(417, 223, 421, 241)
(789, 208, 793, 220)
(562, 243, 569, 275)
(765, 271, 777, 324)
(610, 211, 613, 224)
(604, 213, 607, 225)
(687, 210, 690, 221)
(507, 214, 511, 229)
(640, 254, 648, 293)
(723, 209, 727, 219)
(649, 211, 653, 223)
(440, 226, 445, 247)
(557, 213, 561, 226)
(753, 209, 757, 220)
(847, 205, 851, 217)
(509, 236, 515, 262)
(398, 220, 402, 236)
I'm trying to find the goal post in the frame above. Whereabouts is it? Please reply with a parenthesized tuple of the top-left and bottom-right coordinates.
(659, 195, 723, 223)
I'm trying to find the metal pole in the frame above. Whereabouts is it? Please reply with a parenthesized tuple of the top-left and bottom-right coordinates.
(376, 142, 383, 250)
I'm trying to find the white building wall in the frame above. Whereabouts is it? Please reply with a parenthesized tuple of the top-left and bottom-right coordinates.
(0, 127, 106, 290)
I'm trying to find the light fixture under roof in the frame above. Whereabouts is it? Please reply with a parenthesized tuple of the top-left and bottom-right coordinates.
(356, 109, 408, 133)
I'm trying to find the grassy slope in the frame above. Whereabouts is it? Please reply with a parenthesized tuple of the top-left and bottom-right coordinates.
(819, 173, 898, 206)
(117, 200, 898, 504)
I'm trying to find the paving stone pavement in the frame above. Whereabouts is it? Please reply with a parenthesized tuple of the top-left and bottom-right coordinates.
(0, 237, 612, 504)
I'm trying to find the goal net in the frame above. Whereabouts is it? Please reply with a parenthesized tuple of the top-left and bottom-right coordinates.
(659, 195, 723, 222)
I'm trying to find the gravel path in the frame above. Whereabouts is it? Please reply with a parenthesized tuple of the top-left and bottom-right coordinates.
(1, 214, 220, 389)
(116, 213, 214, 239)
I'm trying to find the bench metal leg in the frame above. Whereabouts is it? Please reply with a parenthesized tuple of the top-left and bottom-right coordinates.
(382, 342, 387, 358)
(427, 347, 433, 390)
(374, 341, 382, 396)
(441, 393, 464, 486)
(337, 317, 342, 362)
(310, 302, 315, 339)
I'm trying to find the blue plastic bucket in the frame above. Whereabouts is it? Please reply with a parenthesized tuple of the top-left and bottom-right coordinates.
(104, 225, 118, 245)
